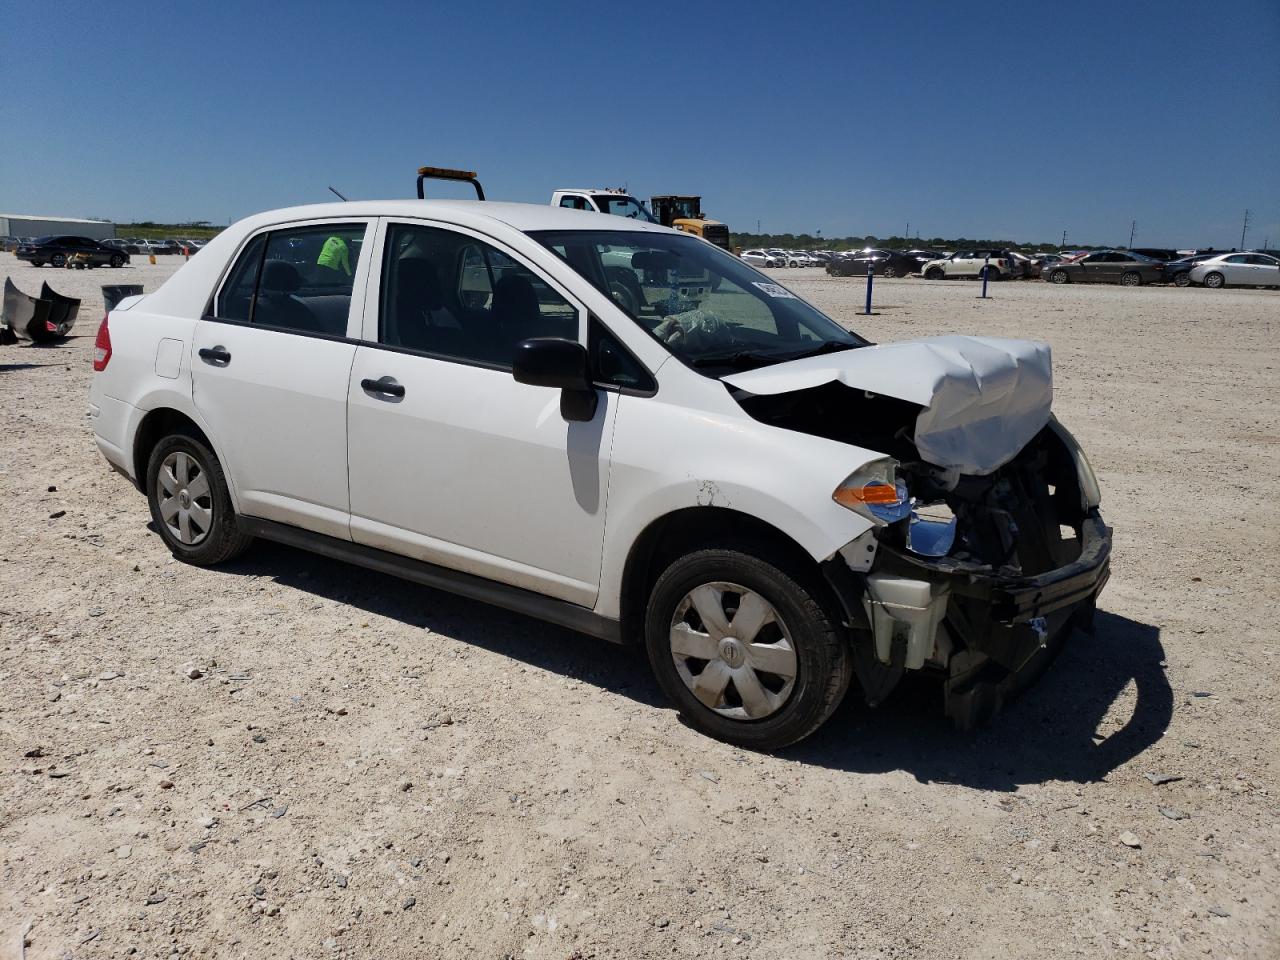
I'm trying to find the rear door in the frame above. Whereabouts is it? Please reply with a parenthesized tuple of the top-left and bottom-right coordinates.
(346, 218, 615, 606)
(190, 219, 371, 539)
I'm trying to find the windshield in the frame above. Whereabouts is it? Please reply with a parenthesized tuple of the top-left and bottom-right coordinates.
(532, 230, 864, 373)
(593, 195, 654, 222)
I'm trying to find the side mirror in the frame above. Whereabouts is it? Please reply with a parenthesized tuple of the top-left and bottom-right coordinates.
(512, 338, 597, 422)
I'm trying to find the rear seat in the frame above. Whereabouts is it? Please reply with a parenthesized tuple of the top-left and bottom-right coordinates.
(292, 294, 352, 335)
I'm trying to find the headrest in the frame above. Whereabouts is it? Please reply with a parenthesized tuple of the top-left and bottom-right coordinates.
(493, 273, 538, 317)
(395, 256, 445, 310)
(260, 259, 302, 293)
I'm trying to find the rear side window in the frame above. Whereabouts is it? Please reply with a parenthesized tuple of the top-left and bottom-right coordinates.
(213, 224, 364, 335)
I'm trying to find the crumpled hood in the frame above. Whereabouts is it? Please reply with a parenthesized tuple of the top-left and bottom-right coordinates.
(723, 335, 1053, 475)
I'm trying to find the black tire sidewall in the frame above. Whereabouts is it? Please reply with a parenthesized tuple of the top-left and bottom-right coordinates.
(51, 254, 66, 268)
(146, 433, 248, 566)
(644, 548, 850, 750)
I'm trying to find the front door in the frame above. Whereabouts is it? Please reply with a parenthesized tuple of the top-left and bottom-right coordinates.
(346, 219, 615, 607)
(190, 220, 370, 540)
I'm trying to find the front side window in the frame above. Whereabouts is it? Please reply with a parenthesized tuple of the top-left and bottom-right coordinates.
(380, 223, 578, 368)
(533, 229, 864, 375)
(1224, 255, 1249, 264)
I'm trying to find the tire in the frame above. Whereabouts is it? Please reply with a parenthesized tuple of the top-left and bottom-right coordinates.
(1174, 272, 1191, 287)
(1120, 271, 1141, 287)
(50, 253, 66, 268)
(1050, 269, 1070, 284)
(1203, 271, 1225, 289)
(110, 254, 124, 268)
(30, 260, 44, 268)
(146, 433, 252, 566)
(644, 547, 851, 750)
(881, 264, 898, 278)
(924, 266, 944, 280)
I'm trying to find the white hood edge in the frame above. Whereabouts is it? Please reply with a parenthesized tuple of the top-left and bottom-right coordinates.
(723, 335, 1053, 476)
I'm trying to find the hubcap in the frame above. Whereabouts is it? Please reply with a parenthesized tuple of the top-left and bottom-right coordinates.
(157, 451, 213, 545)
(669, 581, 797, 720)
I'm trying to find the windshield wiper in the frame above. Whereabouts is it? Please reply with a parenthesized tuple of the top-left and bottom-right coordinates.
(689, 350, 780, 370)
(784, 339, 860, 361)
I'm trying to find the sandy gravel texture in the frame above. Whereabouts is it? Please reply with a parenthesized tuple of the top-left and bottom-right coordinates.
(1, 253, 1278, 960)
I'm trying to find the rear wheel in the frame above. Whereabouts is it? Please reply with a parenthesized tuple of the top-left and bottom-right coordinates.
(109, 254, 124, 268)
(881, 264, 898, 278)
(1174, 272, 1191, 287)
(1120, 271, 1141, 287)
(924, 266, 944, 280)
(146, 434, 252, 566)
(30, 260, 44, 267)
(50, 253, 66, 268)
(644, 547, 851, 750)
(1050, 269, 1070, 284)
(1203, 271, 1225, 289)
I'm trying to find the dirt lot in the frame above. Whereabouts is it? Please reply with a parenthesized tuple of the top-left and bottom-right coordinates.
(2, 253, 1278, 959)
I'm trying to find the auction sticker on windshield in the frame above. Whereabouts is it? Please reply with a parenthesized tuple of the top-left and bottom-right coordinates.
(752, 281, 798, 299)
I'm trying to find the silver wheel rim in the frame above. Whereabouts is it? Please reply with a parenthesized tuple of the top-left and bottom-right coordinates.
(669, 581, 797, 720)
(1122, 273, 1138, 286)
(1053, 271, 1067, 283)
(1206, 274, 1222, 288)
(158, 451, 213, 545)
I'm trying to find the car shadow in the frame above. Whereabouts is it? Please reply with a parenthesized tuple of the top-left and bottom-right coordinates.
(0, 363, 57, 372)
(217, 539, 667, 708)
(788, 611, 1171, 790)
(206, 538, 1168, 787)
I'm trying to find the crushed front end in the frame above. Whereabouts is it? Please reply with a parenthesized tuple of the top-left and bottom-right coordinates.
(822, 419, 1111, 729)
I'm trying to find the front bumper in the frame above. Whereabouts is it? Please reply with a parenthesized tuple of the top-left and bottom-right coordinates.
(826, 510, 1112, 728)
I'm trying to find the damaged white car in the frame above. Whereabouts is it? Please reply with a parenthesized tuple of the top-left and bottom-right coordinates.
(88, 193, 1110, 749)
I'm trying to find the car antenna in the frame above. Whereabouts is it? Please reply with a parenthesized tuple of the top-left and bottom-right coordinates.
(328, 186, 350, 202)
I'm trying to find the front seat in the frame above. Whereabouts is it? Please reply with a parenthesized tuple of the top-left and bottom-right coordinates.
(393, 256, 462, 354)
(490, 274, 541, 361)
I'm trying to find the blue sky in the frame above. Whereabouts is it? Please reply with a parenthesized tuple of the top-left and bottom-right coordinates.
(2, 0, 1277, 247)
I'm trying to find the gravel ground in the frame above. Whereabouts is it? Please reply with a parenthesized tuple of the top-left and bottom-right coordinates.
(1, 254, 1278, 959)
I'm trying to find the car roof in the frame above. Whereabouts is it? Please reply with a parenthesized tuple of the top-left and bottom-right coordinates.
(238, 199, 671, 237)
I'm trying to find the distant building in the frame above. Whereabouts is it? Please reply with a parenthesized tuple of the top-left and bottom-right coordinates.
(0, 214, 116, 241)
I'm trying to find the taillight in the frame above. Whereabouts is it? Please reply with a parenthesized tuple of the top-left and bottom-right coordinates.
(93, 315, 112, 371)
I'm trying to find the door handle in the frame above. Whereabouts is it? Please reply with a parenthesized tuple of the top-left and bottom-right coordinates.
(361, 376, 405, 399)
(198, 346, 231, 366)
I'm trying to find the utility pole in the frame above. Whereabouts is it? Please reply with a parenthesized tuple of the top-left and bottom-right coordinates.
(1062, 230, 1067, 248)
(1240, 209, 1251, 250)
(1129, 220, 1136, 248)
(905, 221, 910, 240)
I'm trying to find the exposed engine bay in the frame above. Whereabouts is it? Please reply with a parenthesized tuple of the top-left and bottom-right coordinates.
(729, 369, 1110, 729)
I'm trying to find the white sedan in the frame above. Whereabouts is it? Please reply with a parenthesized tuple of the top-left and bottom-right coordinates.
(1188, 252, 1280, 289)
(740, 249, 779, 268)
(87, 195, 1110, 747)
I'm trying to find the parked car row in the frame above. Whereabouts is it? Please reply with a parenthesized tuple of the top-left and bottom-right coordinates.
(1042, 249, 1280, 288)
(779, 243, 1280, 290)
(102, 237, 209, 255)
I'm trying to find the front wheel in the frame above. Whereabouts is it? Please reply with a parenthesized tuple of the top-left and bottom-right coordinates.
(644, 548, 851, 750)
(1120, 271, 1141, 287)
(1203, 271, 1225, 289)
(1050, 269, 1070, 284)
(146, 434, 253, 566)
(110, 254, 124, 268)
(924, 267, 944, 280)
(1174, 272, 1191, 287)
